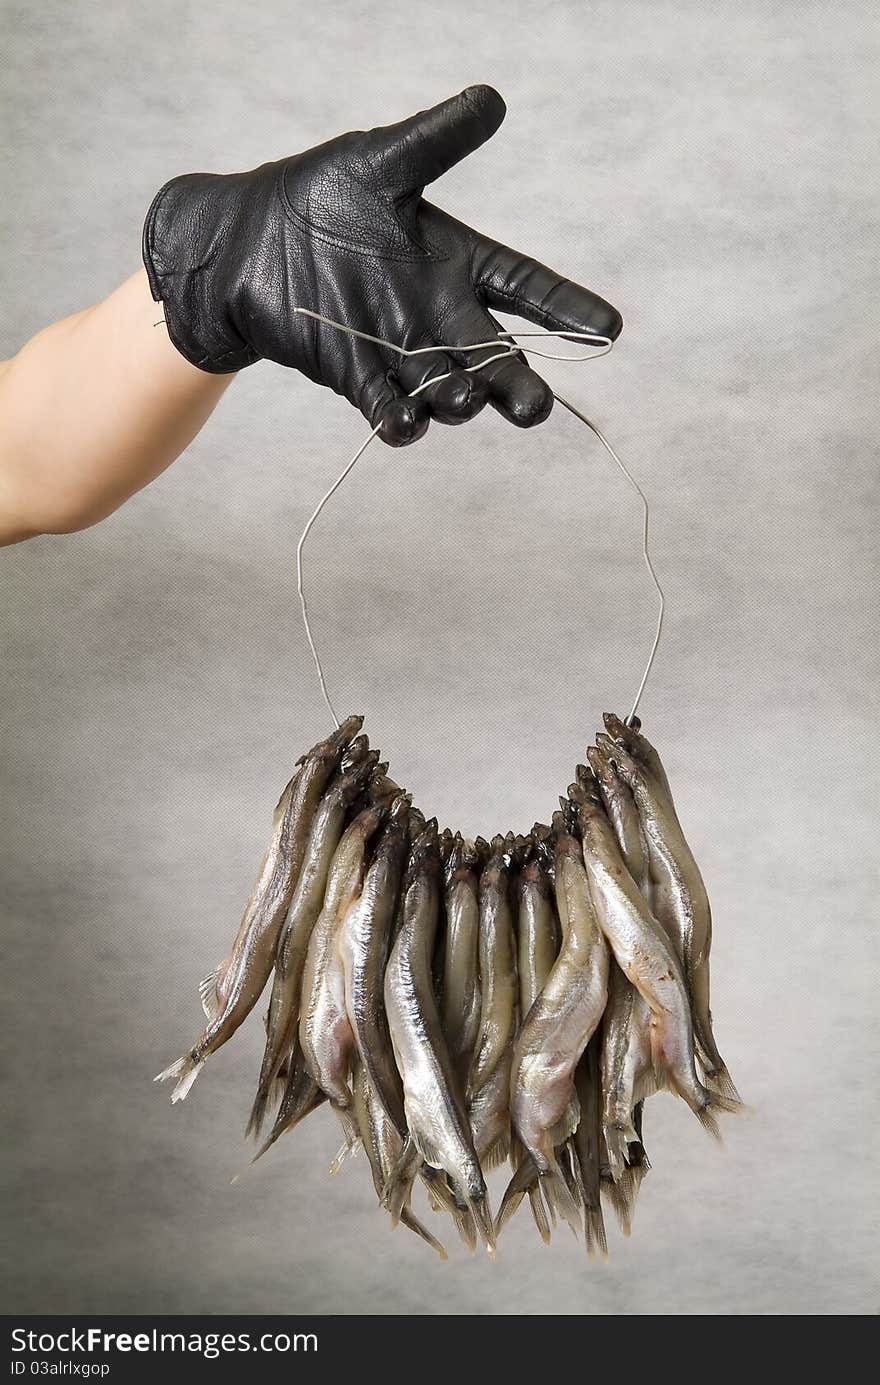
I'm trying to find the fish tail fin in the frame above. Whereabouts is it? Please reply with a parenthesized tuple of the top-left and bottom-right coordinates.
(618, 1118, 651, 1227)
(540, 1163, 582, 1239)
(245, 1084, 273, 1141)
(712, 1089, 744, 1115)
(560, 1141, 583, 1207)
(606, 1119, 626, 1174)
(245, 1040, 292, 1138)
(327, 1106, 361, 1175)
(449, 1197, 478, 1254)
(603, 1121, 631, 1179)
(618, 1161, 648, 1230)
(247, 1005, 295, 1138)
(399, 1207, 448, 1261)
(650, 1026, 743, 1130)
(569, 1136, 607, 1257)
(154, 1053, 204, 1104)
(250, 1130, 278, 1165)
(691, 993, 738, 1095)
(694, 1099, 721, 1141)
(328, 1137, 360, 1176)
(418, 1169, 457, 1217)
(495, 1156, 538, 1239)
(527, 1183, 552, 1245)
(328, 1141, 360, 1174)
(252, 1082, 324, 1163)
(690, 1082, 744, 1140)
(381, 1139, 420, 1229)
(703, 1062, 742, 1105)
(269, 1070, 290, 1112)
(584, 1198, 608, 1261)
(601, 1175, 633, 1236)
(467, 1192, 496, 1259)
(382, 1177, 408, 1230)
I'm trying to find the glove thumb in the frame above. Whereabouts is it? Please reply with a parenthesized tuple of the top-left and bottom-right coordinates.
(370, 84, 506, 193)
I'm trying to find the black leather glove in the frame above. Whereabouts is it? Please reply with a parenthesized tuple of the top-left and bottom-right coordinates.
(143, 85, 622, 446)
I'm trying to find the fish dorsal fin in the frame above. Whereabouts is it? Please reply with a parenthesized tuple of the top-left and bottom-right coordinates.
(198, 965, 225, 1022)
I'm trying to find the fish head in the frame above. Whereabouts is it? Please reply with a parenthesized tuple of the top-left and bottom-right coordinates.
(344, 749, 381, 800)
(379, 794, 412, 854)
(438, 828, 455, 865)
(333, 713, 365, 746)
(410, 821, 442, 885)
(407, 806, 427, 842)
(340, 733, 370, 773)
(595, 732, 641, 791)
(601, 714, 664, 784)
(387, 792, 412, 823)
(443, 837, 463, 883)
(520, 852, 552, 896)
(572, 763, 606, 818)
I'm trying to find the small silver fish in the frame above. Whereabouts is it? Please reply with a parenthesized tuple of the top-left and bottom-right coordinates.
(468, 840, 517, 1098)
(516, 850, 561, 1014)
(247, 746, 379, 1135)
(383, 826, 495, 1255)
(599, 714, 738, 1100)
(465, 839, 515, 1172)
(299, 803, 385, 1119)
(155, 715, 364, 1102)
(440, 837, 482, 1086)
(497, 845, 560, 1241)
(340, 794, 411, 1134)
(508, 820, 609, 1228)
(574, 775, 738, 1137)
(585, 749, 655, 1181)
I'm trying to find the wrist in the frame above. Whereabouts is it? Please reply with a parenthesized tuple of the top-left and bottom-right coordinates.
(124, 270, 237, 407)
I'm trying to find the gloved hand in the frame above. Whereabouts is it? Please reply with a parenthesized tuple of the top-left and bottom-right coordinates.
(143, 85, 622, 446)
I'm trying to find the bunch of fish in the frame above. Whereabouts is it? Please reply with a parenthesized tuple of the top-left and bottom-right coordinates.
(157, 712, 740, 1258)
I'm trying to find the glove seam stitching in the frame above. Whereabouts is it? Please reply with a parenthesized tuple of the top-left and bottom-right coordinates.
(277, 169, 441, 265)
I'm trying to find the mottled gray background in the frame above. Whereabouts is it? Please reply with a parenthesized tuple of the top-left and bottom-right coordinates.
(1, 0, 877, 1316)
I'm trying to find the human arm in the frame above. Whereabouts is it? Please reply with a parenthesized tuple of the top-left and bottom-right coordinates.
(0, 269, 231, 545)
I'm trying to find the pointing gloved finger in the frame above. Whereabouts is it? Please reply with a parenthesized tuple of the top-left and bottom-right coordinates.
(474, 240, 623, 342)
(359, 369, 431, 447)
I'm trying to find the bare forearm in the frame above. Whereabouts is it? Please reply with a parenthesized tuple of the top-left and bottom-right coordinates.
(0, 270, 232, 545)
